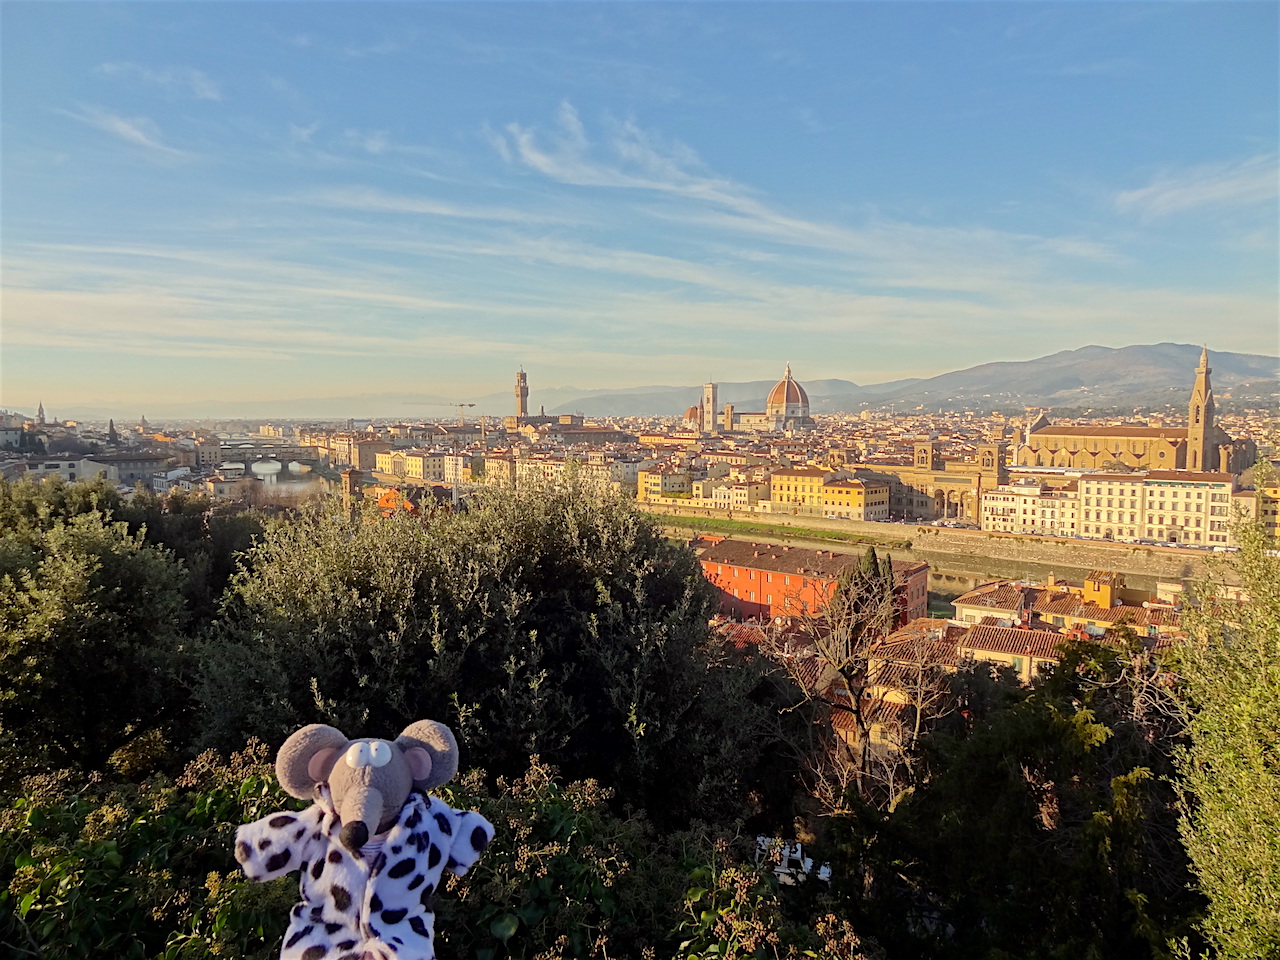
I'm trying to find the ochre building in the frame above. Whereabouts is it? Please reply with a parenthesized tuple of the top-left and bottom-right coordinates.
(1014, 349, 1255, 474)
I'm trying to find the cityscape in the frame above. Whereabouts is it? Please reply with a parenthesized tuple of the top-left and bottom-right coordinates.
(2, 3, 1277, 960)
(4, 345, 1275, 549)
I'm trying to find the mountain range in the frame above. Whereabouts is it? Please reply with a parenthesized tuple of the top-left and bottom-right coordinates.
(40, 344, 1277, 420)
(537, 343, 1277, 417)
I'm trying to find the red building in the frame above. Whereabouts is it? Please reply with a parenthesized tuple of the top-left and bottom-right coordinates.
(694, 537, 928, 625)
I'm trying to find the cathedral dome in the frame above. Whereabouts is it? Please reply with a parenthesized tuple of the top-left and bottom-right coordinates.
(766, 364, 808, 409)
(682, 404, 700, 421)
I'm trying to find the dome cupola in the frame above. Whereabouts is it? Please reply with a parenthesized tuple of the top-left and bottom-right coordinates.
(766, 363, 809, 420)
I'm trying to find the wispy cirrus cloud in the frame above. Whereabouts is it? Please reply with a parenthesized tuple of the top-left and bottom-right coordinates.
(62, 105, 189, 158)
(294, 185, 576, 224)
(343, 39, 402, 58)
(1116, 154, 1279, 218)
(1045, 58, 1138, 78)
(493, 102, 1123, 293)
(97, 62, 221, 100)
(343, 128, 390, 155)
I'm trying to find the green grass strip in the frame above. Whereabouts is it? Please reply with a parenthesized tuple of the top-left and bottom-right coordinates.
(652, 511, 911, 549)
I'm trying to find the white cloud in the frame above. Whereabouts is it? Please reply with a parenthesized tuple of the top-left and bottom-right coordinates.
(63, 105, 188, 157)
(97, 62, 221, 100)
(493, 102, 1127, 292)
(1046, 59, 1137, 78)
(481, 122, 512, 164)
(343, 39, 401, 58)
(344, 128, 390, 155)
(295, 185, 574, 224)
(1116, 154, 1279, 218)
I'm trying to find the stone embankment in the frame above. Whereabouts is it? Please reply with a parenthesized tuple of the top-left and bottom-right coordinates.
(638, 501, 1232, 598)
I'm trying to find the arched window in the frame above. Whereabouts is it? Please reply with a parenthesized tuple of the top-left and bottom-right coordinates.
(1194, 405, 1201, 424)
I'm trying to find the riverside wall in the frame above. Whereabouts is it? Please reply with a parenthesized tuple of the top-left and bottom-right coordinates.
(637, 501, 1229, 598)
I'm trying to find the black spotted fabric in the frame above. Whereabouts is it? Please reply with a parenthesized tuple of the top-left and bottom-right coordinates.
(236, 787, 494, 960)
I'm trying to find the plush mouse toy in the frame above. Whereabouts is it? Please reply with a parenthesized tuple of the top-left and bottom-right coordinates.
(235, 720, 494, 960)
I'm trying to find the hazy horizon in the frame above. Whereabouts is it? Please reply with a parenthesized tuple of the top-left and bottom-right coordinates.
(13, 341, 1278, 422)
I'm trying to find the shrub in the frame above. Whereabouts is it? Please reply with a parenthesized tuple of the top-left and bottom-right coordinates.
(196, 485, 786, 828)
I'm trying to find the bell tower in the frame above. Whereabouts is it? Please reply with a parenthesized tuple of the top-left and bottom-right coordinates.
(701, 382, 718, 435)
(515, 368, 529, 418)
(1186, 347, 1215, 472)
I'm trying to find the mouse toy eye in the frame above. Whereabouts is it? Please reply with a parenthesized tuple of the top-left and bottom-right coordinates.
(369, 741, 392, 767)
(345, 742, 373, 768)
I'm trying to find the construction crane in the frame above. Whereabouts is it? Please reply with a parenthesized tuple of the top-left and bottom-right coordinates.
(405, 401, 475, 426)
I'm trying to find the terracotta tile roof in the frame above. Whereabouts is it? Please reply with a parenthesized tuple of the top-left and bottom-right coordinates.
(792, 655, 825, 692)
(717, 622, 768, 650)
(872, 620, 964, 667)
(828, 696, 911, 733)
(1029, 426, 1187, 439)
(960, 625, 1065, 660)
(952, 581, 1181, 632)
(697, 538, 928, 582)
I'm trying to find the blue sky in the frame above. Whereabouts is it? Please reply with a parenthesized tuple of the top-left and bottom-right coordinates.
(3, 1, 1277, 414)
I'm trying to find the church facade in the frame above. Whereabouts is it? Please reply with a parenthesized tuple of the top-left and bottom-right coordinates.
(1014, 349, 1255, 475)
(684, 364, 817, 435)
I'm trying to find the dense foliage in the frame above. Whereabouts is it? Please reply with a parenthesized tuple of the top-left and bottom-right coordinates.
(196, 486, 790, 827)
(827, 642, 1200, 959)
(1, 745, 857, 960)
(1173, 517, 1280, 957)
(0, 473, 1276, 959)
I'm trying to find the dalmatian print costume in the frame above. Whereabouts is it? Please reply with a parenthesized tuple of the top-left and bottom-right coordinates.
(236, 785, 493, 960)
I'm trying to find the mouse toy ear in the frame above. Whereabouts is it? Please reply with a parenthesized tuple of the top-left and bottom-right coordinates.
(396, 720, 459, 790)
(276, 724, 350, 799)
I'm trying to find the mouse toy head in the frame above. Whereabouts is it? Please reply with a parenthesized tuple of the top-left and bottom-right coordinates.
(275, 720, 458, 852)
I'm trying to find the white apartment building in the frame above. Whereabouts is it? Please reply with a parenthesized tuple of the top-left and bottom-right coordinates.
(1077, 471, 1236, 546)
(981, 480, 1080, 537)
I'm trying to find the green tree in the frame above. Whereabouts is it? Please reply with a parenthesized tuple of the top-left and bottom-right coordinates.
(196, 484, 786, 828)
(0, 476, 123, 549)
(1173, 516, 1280, 958)
(118, 488, 264, 623)
(830, 639, 1198, 960)
(0, 513, 189, 777)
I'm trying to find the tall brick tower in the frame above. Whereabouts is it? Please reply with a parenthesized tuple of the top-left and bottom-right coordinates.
(701, 382, 718, 435)
(515, 369, 529, 418)
(1186, 347, 1215, 472)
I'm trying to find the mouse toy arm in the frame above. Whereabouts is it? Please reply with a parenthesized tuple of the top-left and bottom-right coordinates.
(443, 806, 495, 877)
(234, 805, 327, 882)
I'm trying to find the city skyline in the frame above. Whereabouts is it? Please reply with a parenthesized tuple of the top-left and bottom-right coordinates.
(3, 2, 1277, 410)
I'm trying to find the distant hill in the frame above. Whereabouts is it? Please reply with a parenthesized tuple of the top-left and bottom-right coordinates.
(47, 344, 1276, 420)
(862, 343, 1278, 411)
(552, 344, 1276, 416)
